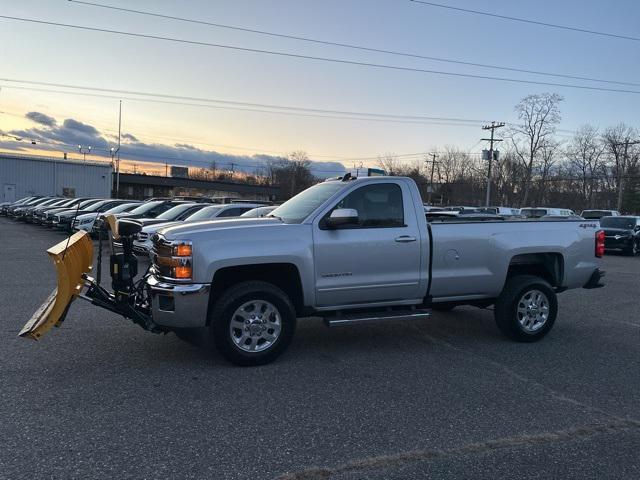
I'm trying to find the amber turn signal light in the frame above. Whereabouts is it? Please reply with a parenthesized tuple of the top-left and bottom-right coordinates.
(174, 265, 192, 279)
(175, 244, 192, 257)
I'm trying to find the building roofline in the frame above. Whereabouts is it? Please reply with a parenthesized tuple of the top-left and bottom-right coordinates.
(116, 172, 280, 194)
(0, 151, 111, 169)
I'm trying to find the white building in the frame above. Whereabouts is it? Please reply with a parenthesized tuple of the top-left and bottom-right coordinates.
(0, 152, 112, 202)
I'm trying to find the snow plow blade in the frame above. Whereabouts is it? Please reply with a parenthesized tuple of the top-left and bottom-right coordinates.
(19, 231, 93, 340)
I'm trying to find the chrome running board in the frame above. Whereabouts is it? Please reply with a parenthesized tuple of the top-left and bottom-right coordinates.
(323, 309, 430, 327)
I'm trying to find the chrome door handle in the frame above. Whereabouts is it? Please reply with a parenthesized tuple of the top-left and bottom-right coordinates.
(395, 235, 417, 243)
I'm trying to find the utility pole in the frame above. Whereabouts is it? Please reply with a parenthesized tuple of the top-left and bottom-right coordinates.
(481, 121, 505, 207)
(165, 162, 168, 177)
(425, 153, 438, 205)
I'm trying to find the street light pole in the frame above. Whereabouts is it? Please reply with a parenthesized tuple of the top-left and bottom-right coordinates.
(115, 100, 122, 197)
(78, 145, 92, 162)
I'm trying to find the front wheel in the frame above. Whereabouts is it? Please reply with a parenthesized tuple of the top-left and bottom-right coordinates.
(625, 240, 639, 256)
(494, 275, 558, 342)
(209, 281, 296, 366)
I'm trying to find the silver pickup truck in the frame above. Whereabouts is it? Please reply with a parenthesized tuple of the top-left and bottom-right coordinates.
(21, 175, 605, 366)
(138, 175, 604, 365)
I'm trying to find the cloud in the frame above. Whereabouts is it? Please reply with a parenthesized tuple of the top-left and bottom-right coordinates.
(5, 113, 347, 178)
(121, 133, 138, 142)
(61, 118, 101, 137)
(25, 111, 57, 127)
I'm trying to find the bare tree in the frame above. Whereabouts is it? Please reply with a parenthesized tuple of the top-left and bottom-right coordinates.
(507, 93, 563, 206)
(536, 139, 561, 205)
(566, 125, 604, 208)
(602, 123, 639, 211)
(376, 153, 401, 175)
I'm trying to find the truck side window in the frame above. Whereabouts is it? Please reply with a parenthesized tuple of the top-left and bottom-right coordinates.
(333, 183, 404, 228)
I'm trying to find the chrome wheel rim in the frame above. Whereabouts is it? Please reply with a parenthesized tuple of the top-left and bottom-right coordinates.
(516, 289, 549, 333)
(229, 300, 281, 353)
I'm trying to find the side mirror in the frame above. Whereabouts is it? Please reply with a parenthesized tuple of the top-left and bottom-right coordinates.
(324, 208, 359, 229)
(117, 218, 143, 237)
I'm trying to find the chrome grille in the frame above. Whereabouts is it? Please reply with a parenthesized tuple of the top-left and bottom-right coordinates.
(151, 234, 174, 277)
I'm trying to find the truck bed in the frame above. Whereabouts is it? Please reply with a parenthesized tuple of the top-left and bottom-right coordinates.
(428, 218, 599, 302)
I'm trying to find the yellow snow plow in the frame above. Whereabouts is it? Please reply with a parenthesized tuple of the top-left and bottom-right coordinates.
(19, 231, 94, 339)
(19, 215, 163, 341)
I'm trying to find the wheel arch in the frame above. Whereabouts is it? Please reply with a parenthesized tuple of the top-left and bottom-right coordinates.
(207, 263, 304, 323)
(505, 252, 564, 289)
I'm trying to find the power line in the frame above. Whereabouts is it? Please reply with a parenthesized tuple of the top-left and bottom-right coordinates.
(66, 0, 640, 88)
(409, 0, 640, 43)
(2, 15, 640, 95)
(0, 81, 488, 126)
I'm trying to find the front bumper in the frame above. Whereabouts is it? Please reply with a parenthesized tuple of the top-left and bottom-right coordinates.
(146, 275, 210, 328)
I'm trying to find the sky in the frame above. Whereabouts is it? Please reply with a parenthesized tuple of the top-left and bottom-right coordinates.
(1, 0, 639, 176)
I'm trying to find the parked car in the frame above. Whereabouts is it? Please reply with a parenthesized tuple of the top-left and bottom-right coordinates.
(478, 206, 521, 217)
(132, 203, 265, 255)
(145, 196, 214, 203)
(443, 206, 481, 214)
(73, 202, 143, 233)
(27, 198, 76, 223)
(54, 199, 130, 232)
(239, 205, 278, 218)
(11, 197, 58, 220)
(134, 203, 210, 229)
(90, 202, 144, 237)
(600, 216, 640, 256)
(112, 200, 191, 221)
(423, 206, 445, 213)
(580, 209, 620, 220)
(0, 196, 41, 215)
(520, 207, 575, 218)
(42, 199, 102, 227)
(32, 198, 88, 224)
(33, 198, 97, 225)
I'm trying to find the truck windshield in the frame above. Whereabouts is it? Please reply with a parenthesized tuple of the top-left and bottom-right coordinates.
(600, 217, 636, 229)
(268, 182, 347, 223)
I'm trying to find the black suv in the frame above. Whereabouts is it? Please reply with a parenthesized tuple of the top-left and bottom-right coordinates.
(601, 216, 640, 256)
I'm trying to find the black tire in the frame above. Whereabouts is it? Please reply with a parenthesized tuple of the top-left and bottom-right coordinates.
(494, 275, 558, 342)
(625, 240, 639, 256)
(209, 281, 296, 366)
(431, 303, 456, 312)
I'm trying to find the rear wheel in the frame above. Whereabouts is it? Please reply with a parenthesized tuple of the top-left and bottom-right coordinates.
(494, 275, 557, 342)
(209, 281, 296, 366)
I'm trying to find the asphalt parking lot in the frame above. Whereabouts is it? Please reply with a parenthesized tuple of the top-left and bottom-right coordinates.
(1, 217, 639, 480)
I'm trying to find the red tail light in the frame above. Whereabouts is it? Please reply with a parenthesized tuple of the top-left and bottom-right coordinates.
(595, 230, 605, 258)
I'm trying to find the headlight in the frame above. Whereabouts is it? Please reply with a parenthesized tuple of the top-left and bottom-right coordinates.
(80, 218, 92, 224)
(153, 239, 193, 281)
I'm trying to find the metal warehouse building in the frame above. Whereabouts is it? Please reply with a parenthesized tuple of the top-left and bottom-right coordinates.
(0, 152, 112, 202)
